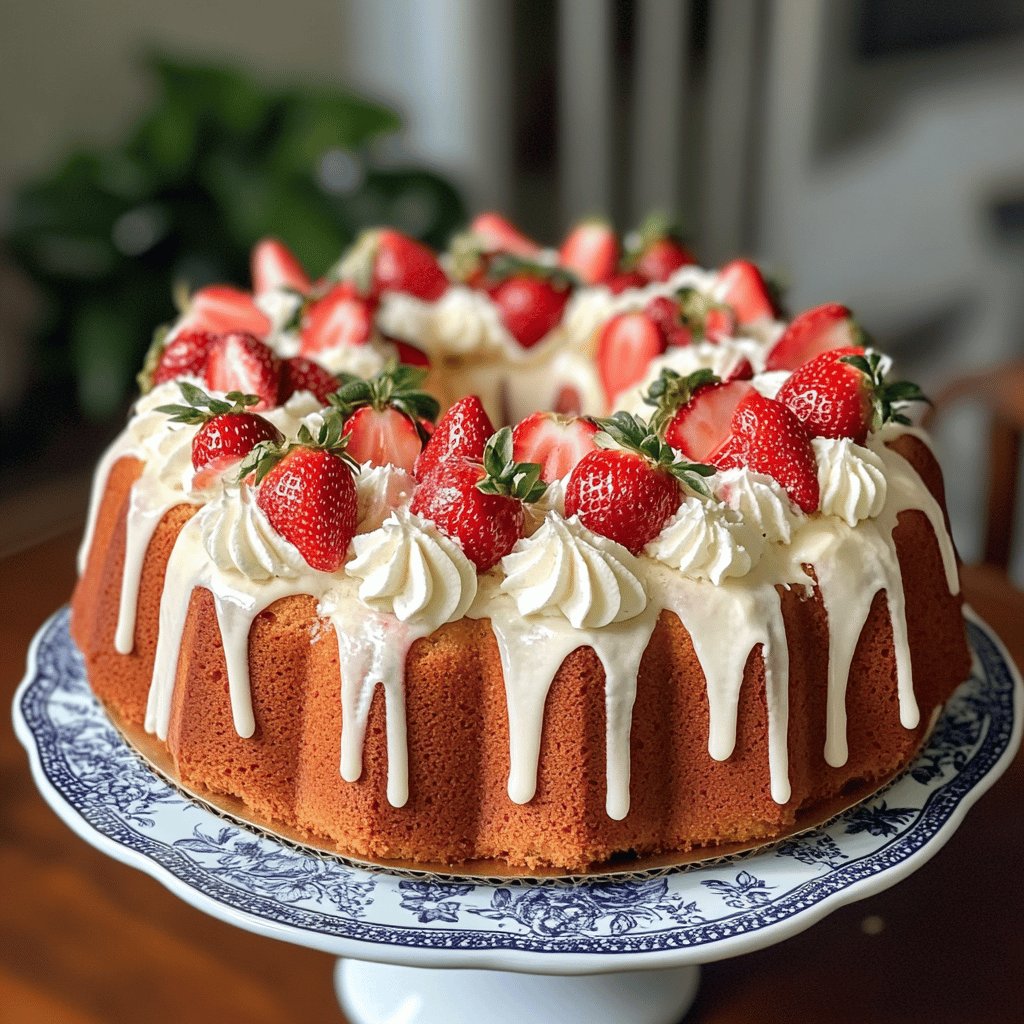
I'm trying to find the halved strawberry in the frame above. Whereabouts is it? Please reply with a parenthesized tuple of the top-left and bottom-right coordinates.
(156, 382, 284, 488)
(714, 260, 776, 326)
(180, 286, 271, 337)
(149, 329, 219, 387)
(488, 272, 570, 348)
(414, 395, 495, 481)
(339, 228, 448, 301)
(329, 363, 439, 473)
(390, 338, 431, 368)
(776, 348, 928, 443)
(410, 427, 547, 571)
(605, 270, 648, 294)
(512, 412, 599, 481)
(241, 412, 359, 572)
(564, 412, 713, 553)
(280, 356, 339, 404)
(644, 296, 693, 348)
(469, 212, 541, 257)
(251, 238, 311, 296)
(559, 219, 619, 285)
(205, 332, 281, 410)
(764, 304, 864, 372)
(710, 393, 819, 512)
(645, 368, 754, 461)
(300, 283, 375, 355)
(596, 311, 667, 403)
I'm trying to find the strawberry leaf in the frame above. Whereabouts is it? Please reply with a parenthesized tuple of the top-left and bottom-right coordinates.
(238, 407, 357, 484)
(328, 360, 439, 440)
(839, 352, 931, 431)
(643, 367, 720, 435)
(476, 426, 548, 503)
(156, 381, 260, 423)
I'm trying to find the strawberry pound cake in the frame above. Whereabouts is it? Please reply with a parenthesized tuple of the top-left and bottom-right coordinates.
(72, 217, 970, 873)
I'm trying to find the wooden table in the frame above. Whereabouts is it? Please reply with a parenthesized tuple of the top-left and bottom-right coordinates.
(2, 535, 1021, 1023)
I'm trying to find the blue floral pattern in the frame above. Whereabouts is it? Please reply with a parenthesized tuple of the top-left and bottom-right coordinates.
(13, 608, 1020, 962)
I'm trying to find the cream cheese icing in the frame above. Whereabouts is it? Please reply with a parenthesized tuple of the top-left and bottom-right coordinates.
(814, 437, 887, 527)
(714, 468, 802, 545)
(354, 462, 415, 534)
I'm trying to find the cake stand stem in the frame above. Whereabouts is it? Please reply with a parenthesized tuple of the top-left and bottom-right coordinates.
(335, 959, 701, 1024)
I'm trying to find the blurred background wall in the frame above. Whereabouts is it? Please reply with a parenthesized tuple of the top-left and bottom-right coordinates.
(2, 0, 1024, 572)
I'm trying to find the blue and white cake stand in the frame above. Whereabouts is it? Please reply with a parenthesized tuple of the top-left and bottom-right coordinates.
(14, 607, 1022, 1024)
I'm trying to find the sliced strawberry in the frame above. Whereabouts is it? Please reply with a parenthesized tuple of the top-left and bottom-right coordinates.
(764, 304, 864, 372)
(244, 413, 358, 573)
(414, 395, 495, 481)
(469, 212, 541, 257)
(559, 219, 619, 285)
(205, 332, 281, 410)
(280, 356, 339, 404)
(776, 347, 928, 443)
(251, 238, 311, 295)
(596, 311, 667, 403)
(329, 363, 439, 472)
(564, 412, 712, 553)
(180, 286, 271, 337)
(710, 393, 819, 513)
(489, 274, 570, 348)
(512, 412, 599, 481)
(155, 383, 284, 488)
(390, 338, 431, 368)
(606, 270, 648, 294)
(410, 427, 546, 571)
(151, 329, 219, 386)
(300, 283, 375, 355)
(714, 260, 776, 326)
(644, 368, 755, 462)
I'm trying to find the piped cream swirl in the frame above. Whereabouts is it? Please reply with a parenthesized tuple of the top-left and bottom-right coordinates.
(347, 508, 477, 629)
(714, 468, 802, 544)
(500, 513, 647, 627)
(200, 484, 308, 580)
(355, 462, 415, 534)
(814, 437, 887, 526)
(645, 497, 764, 583)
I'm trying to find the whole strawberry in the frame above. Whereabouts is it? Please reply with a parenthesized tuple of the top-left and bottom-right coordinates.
(776, 348, 929, 444)
(710, 393, 820, 513)
(487, 263, 572, 348)
(414, 395, 496, 481)
(564, 412, 714, 553)
(337, 228, 448, 301)
(280, 356, 340, 404)
(411, 427, 547, 571)
(140, 328, 219, 391)
(240, 412, 359, 572)
(157, 382, 284, 488)
(626, 215, 696, 282)
(329, 363, 439, 473)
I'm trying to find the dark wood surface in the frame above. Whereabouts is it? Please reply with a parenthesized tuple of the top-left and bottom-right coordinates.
(2, 534, 1021, 1023)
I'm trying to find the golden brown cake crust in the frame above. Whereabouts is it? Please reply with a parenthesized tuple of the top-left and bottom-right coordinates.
(71, 435, 971, 874)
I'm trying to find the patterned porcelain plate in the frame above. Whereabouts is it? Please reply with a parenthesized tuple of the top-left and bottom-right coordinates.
(13, 606, 1022, 975)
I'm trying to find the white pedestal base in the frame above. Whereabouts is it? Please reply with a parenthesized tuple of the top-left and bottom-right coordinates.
(335, 959, 701, 1024)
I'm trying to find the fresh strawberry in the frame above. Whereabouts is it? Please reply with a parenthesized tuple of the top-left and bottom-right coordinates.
(280, 356, 339, 404)
(553, 383, 583, 415)
(512, 412, 599, 481)
(596, 311, 667, 403)
(410, 427, 546, 570)
(764, 303, 864, 372)
(644, 296, 693, 348)
(605, 270, 647, 294)
(179, 285, 271, 337)
(251, 238, 311, 296)
(710, 393, 819, 512)
(329, 363, 439, 472)
(559, 219, 619, 285)
(469, 212, 541, 257)
(776, 348, 928, 443)
(488, 272, 570, 348)
(627, 215, 696, 282)
(241, 412, 359, 572)
(338, 228, 448, 301)
(205, 332, 281, 410)
(300, 283, 375, 355)
(156, 382, 284, 488)
(644, 368, 755, 461)
(147, 329, 219, 387)
(714, 260, 776, 325)
(414, 395, 495, 481)
(389, 338, 431, 368)
(564, 412, 713, 553)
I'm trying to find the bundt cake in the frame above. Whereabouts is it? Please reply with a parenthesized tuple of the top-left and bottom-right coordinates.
(71, 214, 971, 873)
